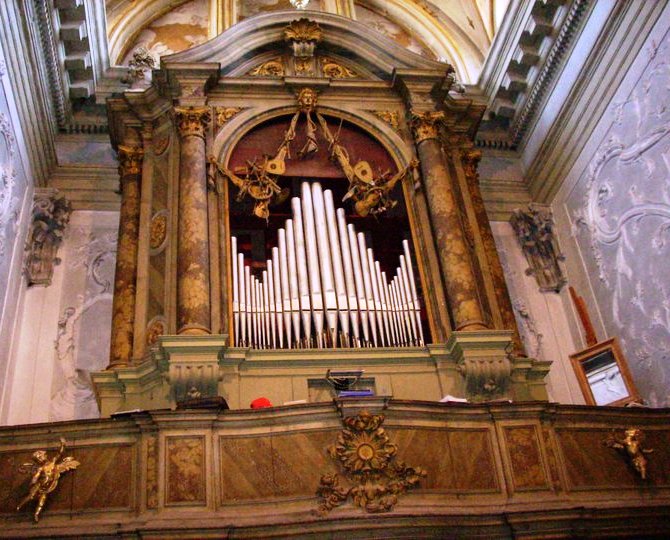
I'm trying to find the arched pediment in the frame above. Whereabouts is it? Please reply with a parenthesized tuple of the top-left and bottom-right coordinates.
(163, 10, 452, 81)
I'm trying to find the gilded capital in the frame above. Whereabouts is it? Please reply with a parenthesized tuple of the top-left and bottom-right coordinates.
(460, 148, 482, 184)
(174, 106, 211, 139)
(410, 111, 445, 144)
(117, 145, 144, 177)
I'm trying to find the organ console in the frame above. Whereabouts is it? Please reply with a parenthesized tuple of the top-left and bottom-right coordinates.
(231, 181, 423, 349)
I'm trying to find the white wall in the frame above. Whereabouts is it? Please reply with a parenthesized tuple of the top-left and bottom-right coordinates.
(552, 4, 670, 407)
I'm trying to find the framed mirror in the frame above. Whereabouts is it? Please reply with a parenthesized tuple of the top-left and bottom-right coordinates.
(570, 337, 640, 406)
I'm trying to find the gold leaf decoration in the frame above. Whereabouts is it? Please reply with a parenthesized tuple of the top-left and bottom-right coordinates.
(149, 212, 167, 251)
(248, 57, 285, 78)
(321, 57, 357, 79)
(284, 18, 322, 43)
(215, 107, 243, 128)
(371, 110, 401, 133)
(316, 410, 426, 514)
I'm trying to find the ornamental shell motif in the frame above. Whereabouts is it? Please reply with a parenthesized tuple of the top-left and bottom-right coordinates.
(317, 410, 426, 514)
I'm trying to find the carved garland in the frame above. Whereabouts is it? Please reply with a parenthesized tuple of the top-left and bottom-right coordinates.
(316, 410, 426, 514)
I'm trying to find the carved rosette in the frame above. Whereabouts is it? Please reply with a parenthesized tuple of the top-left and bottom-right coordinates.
(146, 316, 166, 346)
(174, 107, 211, 140)
(317, 411, 426, 514)
(410, 111, 445, 144)
(149, 211, 167, 252)
(25, 189, 72, 286)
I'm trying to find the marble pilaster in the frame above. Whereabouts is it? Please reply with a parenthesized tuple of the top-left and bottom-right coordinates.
(109, 145, 143, 368)
(411, 111, 488, 331)
(175, 106, 212, 335)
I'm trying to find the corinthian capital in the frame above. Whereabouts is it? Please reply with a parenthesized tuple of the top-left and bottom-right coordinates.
(174, 106, 211, 139)
(410, 110, 445, 144)
(460, 148, 482, 184)
(117, 145, 144, 177)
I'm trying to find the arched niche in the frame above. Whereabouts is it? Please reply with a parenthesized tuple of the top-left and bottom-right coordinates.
(211, 107, 436, 346)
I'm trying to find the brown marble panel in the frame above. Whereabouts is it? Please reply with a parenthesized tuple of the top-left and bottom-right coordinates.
(219, 431, 338, 502)
(391, 428, 455, 490)
(391, 428, 498, 492)
(0, 444, 134, 517)
(448, 429, 499, 491)
(504, 426, 548, 490)
(148, 250, 166, 321)
(166, 436, 206, 505)
(70, 444, 134, 509)
(557, 429, 638, 489)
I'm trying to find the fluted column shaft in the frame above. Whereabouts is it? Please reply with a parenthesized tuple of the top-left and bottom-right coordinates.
(175, 107, 212, 334)
(109, 145, 143, 368)
(461, 148, 526, 354)
(411, 112, 488, 331)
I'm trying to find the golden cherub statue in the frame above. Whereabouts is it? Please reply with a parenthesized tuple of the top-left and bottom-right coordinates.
(17, 437, 80, 522)
(605, 427, 654, 480)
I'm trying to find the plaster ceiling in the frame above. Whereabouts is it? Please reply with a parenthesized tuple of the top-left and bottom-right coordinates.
(105, 0, 510, 83)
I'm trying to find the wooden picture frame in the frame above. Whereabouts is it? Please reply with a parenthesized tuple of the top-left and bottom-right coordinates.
(569, 337, 640, 406)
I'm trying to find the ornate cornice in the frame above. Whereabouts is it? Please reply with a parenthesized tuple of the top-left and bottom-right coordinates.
(174, 107, 211, 139)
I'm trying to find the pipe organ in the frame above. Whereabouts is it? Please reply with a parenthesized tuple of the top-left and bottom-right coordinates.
(231, 182, 424, 349)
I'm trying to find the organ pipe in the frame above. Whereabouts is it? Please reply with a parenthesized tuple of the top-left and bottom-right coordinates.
(231, 182, 423, 349)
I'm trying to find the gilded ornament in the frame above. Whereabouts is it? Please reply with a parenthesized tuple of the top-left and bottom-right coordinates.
(372, 110, 401, 133)
(16, 438, 80, 522)
(316, 410, 426, 514)
(284, 18, 322, 45)
(215, 107, 242, 128)
(605, 427, 654, 480)
(149, 212, 167, 250)
(174, 107, 211, 139)
(153, 134, 170, 156)
(248, 58, 285, 78)
(146, 317, 166, 346)
(410, 110, 445, 144)
(117, 144, 144, 177)
(295, 57, 314, 76)
(320, 57, 357, 79)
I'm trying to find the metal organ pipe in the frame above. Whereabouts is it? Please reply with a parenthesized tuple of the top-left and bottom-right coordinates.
(231, 182, 423, 349)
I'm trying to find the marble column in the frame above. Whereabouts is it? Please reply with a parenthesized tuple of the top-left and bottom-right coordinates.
(109, 145, 143, 368)
(175, 106, 212, 335)
(461, 148, 526, 355)
(411, 111, 488, 331)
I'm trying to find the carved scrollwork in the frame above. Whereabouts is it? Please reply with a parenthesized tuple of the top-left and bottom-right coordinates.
(371, 110, 401, 133)
(248, 57, 285, 78)
(214, 106, 243, 129)
(316, 410, 426, 514)
(146, 316, 166, 346)
(320, 57, 357, 79)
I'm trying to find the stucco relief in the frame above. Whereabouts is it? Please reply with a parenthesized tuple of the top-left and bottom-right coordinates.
(50, 223, 117, 421)
(570, 29, 670, 407)
(0, 110, 17, 257)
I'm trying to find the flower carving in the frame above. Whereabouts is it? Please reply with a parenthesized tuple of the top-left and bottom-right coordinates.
(317, 411, 426, 514)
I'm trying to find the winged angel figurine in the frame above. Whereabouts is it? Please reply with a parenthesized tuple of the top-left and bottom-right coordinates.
(17, 437, 80, 522)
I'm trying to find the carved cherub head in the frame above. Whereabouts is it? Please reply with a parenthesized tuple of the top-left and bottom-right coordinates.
(32, 450, 48, 464)
(297, 87, 318, 112)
